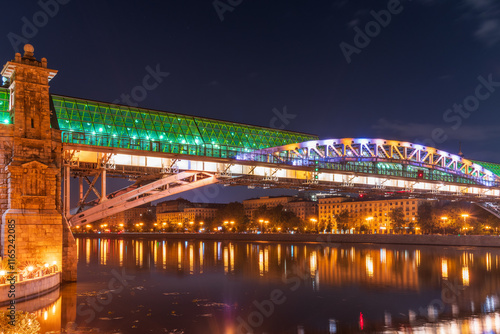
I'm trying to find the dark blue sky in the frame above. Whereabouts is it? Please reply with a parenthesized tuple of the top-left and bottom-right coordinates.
(2, 0, 500, 203)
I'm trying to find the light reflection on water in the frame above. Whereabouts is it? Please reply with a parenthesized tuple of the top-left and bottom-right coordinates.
(7, 237, 500, 333)
(66, 237, 500, 333)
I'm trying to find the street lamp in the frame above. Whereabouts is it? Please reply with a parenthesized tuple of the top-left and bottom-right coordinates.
(441, 216, 448, 235)
(259, 219, 264, 232)
(461, 214, 469, 234)
(264, 220, 269, 232)
(366, 217, 374, 234)
(310, 218, 318, 233)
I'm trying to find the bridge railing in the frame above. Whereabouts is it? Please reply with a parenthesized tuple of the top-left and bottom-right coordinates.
(62, 131, 499, 188)
(62, 131, 247, 159)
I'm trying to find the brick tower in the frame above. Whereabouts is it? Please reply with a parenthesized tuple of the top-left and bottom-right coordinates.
(0, 45, 77, 282)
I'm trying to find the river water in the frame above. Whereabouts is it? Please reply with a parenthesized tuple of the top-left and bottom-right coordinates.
(13, 237, 500, 333)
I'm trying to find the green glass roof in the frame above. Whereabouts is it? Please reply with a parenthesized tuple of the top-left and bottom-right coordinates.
(472, 160, 500, 178)
(51, 95, 317, 150)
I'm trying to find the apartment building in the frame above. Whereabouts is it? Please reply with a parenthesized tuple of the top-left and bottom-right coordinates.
(243, 196, 295, 219)
(319, 197, 425, 233)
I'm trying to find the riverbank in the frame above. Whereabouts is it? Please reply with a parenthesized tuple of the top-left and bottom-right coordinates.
(74, 233, 500, 248)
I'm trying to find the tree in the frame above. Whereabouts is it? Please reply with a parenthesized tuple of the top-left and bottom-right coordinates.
(142, 208, 156, 231)
(252, 204, 302, 232)
(417, 202, 435, 234)
(360, 223, 370, 233)
(214, 202, 248, 231)
(389, 207, 406, 234)
(335, 209, 351, 232)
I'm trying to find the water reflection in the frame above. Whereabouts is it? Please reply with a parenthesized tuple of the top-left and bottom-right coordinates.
(0, 283, 77, 334)
(65, 237, 500, 333)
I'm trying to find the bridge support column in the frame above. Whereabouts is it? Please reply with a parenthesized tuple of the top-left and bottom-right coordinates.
(64, 165, 71, 218)
(0, 45, 77, 282)
(100, 169, 107, 203)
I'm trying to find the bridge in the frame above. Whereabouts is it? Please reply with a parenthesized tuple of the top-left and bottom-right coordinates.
(1, 45, 500, 281)
(47, 94, 500, 226)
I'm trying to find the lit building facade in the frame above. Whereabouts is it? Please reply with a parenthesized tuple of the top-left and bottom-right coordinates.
(96, 204, 154, 227)
(156, 200, 222, 226)
(243, 196, 295, 219)
(319, 197, 426, 233)
(284, 200, 317, 221)
(156, 199, 192, 214)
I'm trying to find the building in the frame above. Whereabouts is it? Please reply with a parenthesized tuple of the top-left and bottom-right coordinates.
(156, 211, 185, 225)
(319, 197, 426, 233)
(156, 198, 192, 214)
(284, 199, 317, 221)
(183, 207, 219, 223)
(243, 196, 295, 220)
(96, 204, 154, 228)
(156, 199, 223, 226)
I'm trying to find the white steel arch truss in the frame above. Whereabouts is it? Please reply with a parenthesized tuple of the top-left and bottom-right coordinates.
(254, 138, 500, 186)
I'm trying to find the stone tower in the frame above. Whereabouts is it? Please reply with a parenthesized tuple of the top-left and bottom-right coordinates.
(0, 45, 77, 282)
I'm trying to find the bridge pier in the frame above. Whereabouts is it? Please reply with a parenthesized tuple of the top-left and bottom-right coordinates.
(0, 45, 77, 282)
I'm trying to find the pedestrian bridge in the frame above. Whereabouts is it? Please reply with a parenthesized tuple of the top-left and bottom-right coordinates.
(2, 88, 498, 226)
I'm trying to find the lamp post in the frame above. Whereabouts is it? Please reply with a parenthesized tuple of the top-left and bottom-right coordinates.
(441, 217, 448, 235)
(264, 220, 269, 233)
(310, 218, 318, 233)
(259, 219, 264, 233)
(461, 214, 469, 235)
(366, 217, 374, 234)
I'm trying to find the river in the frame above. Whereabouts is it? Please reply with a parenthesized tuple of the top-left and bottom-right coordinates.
(10, 237, 500, 333)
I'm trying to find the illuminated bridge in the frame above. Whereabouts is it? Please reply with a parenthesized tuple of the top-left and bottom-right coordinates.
(2, 84, 500, 227)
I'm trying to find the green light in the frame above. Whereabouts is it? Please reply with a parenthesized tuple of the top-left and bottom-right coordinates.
(50, 94, 318, 152)
(3, 119, 8, 124)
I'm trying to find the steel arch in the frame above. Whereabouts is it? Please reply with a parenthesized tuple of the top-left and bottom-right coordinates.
(254, 138, 500, 186)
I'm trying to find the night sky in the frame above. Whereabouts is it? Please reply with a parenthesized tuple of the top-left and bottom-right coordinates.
(2, 0, 500, 204)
